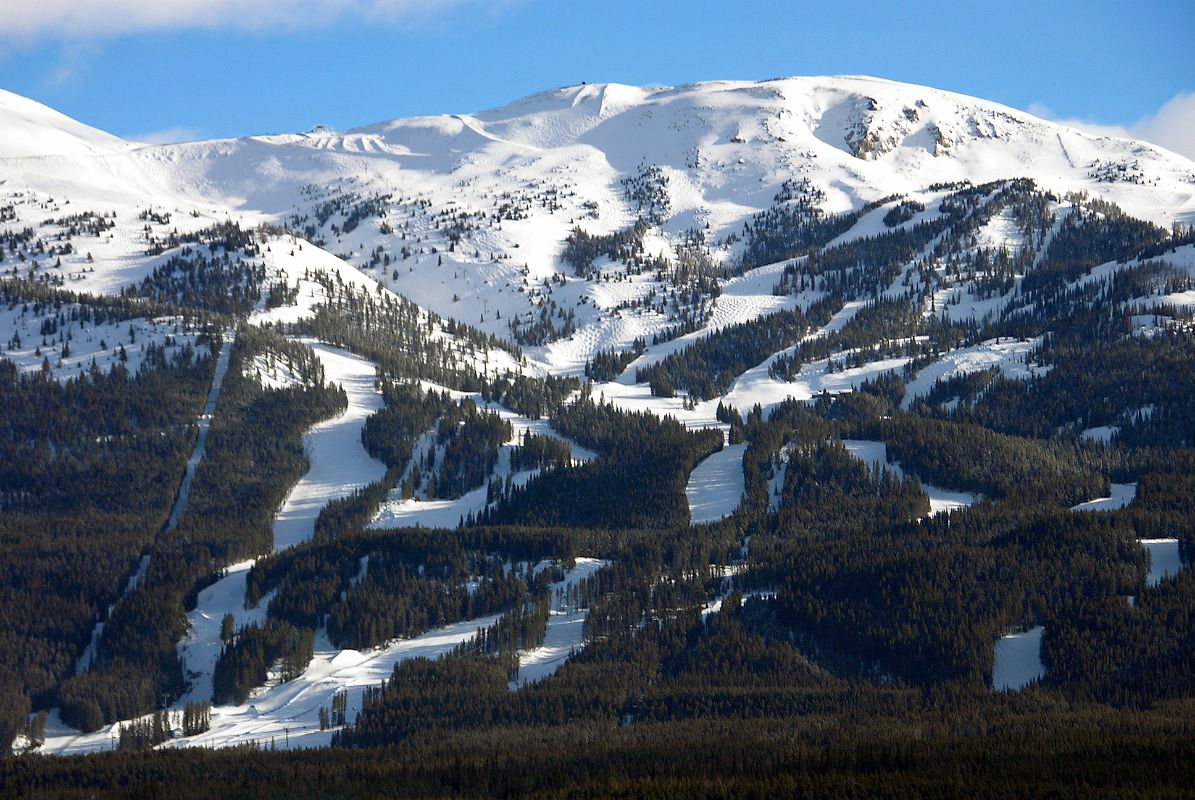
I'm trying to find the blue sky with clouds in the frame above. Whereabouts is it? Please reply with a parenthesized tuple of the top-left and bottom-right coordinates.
(1, 0, 1192, 156)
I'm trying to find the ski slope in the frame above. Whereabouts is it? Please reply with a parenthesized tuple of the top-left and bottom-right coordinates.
(8, 74, 1195, 754)
(1140, 539, 1183, 587)
(511, 557, 608, 688)
(1071, 483, 1138, 513)
(686, 443, 748, 524)
(992, 626, 1045, 691)
(271, 341, 386, 551)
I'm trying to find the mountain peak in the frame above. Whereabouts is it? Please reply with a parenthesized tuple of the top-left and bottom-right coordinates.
(0, 89, 131, 159)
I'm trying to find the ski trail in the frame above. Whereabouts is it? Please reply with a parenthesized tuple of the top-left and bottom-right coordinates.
(271, 341, 387, 552)
(74, 328, 237, 676)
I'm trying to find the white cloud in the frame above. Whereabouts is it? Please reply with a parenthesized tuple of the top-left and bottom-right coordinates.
(126, 126, 205, 145)
(1132, 92, 1195, 162)
(1028, 92, 1195, 161)
(0, 0, 497, 40)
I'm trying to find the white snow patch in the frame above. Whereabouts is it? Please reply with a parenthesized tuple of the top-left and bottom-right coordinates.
(686, 443, 748, 524)
(510, 557, 608, 688)
(271, 341, 386, 551)
(1139, 538, 1183, 587)
(992, 626, 1045, 691)
(1079, 425, 1119, 444)
(1070, 483, 1137, 513)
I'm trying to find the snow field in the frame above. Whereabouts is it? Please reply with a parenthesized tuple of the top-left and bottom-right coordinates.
(1070, 483, 1137, 513)
(1139, 539, 1183, 587)
(686, 443, 748, 524)
(271, 341, 387, 552)
(1079, 425, 1119, 444)
(991, 626, 1045, 691)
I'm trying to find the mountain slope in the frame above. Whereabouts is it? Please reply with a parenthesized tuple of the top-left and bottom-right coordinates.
(2, 76, 1193, 377)
(0, 90, 134, 159)
(5, 78, 1195, 758)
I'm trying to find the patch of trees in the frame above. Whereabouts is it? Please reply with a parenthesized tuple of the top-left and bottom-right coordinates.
(287, 270, 517, 392)
(212, 620, 315, 706)
(939, 328, 1195, 448)
(736, 179, 864, 270)
(5, 719, 1195, 797)
(428, 399, 511, 500)
(1020, 195, 1171, 299)
(327, 558, 528, 651)
(479, 373, 580, 421)
(584, 340, 645, 382)
(883, 199, 924, 227)
(857, 413, 1107, 506)
(561, 221, 654, 278)
(772, 215, 949, 299)
(768, 294, 945, 383)
(621, 165, 670, 224)
(131, 249, 266, 315)
(360, 381, 447, 470)
(509, 432, 573, 473)
(0, 321, 213, 741)
(247, 527, 560, 652)
(477, 397, 722, 528)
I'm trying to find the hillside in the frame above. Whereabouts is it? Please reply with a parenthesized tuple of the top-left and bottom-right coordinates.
(1, 76, 1194, 780)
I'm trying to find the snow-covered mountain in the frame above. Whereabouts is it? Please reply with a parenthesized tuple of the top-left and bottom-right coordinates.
(8, 76, 1195, 758)
(2, 74, 1195, 398)
(0, 89, 135, 159)
(2, 76, 1192, 371)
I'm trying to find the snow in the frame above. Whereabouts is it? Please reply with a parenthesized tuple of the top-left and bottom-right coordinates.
(271, 341, 386, 552)
(1070, 483, 1137, 513)
(900, 337, 1047, 410)
(510, 557, 608, 688)
(1139, 539, 1183, 587)
(992, 626, 1045, 691)
(1079, 425, 1119, 444)
(39, 559, 606, 754)
(0, 305, 201, 383)
(174, 561, 271, 708)
(686, 443, 748, 524)
(842, 439, 979, 516)
(0, 89, 134, 158)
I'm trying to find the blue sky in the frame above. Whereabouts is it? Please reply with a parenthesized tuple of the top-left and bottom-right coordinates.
(1, 0, 1192, 155)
